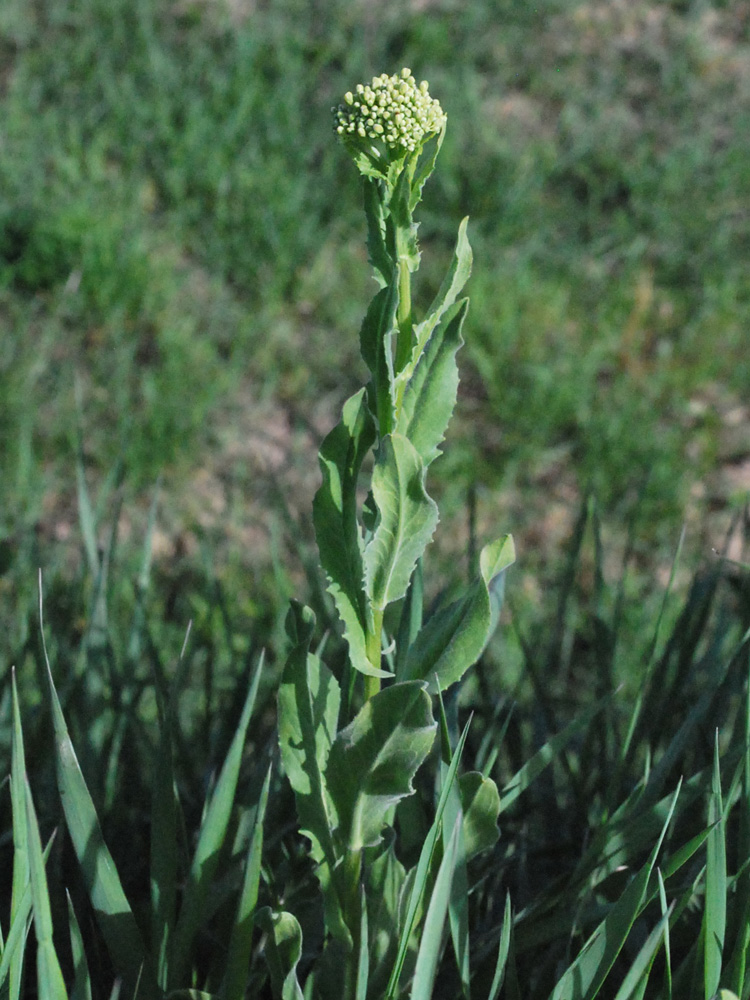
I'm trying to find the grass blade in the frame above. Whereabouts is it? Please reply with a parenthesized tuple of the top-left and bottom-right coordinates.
(498, 693, 610, 815)
(385, 719, 471, 1000)
(612, 905, 672, 1000)
(40, 579, 151, 995)
(410, 814, 462, 1000)
(705, 730, 727, 1000)
(67, 892, 93, 1000)
(25, 777, 68, 1000)
(550, 780, 681, 1000)
(486, 893, 512, 1000)
(223, 763, 272, 1000)
(169, 652, 264, 987)
(9, 670, 30, 1000)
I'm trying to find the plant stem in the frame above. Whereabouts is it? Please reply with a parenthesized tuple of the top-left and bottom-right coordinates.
(364, 605, 384, 700)
(394, 252, 413, 375)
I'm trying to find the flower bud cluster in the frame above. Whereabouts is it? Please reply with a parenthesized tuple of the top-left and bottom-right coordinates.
(333, 68, 446, 159)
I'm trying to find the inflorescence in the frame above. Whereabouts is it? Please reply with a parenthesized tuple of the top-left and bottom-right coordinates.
(333, 68, 446, 163)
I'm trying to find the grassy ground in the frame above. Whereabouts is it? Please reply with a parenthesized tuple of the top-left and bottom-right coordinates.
(1, 0, 749, 678)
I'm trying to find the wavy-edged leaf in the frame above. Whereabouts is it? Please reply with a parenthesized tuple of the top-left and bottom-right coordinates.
(364, 434, 438, 612)
(254, 909, 304, 1000)
(396, 299, 468, 469)
(313, 390, 387, 678)
(402, 536, 515, 693)
(326, 681, 435, 852)
(169, 652, 264, 987)
(277, 603, 347, 942)
(410, 216, 471, 368)
(363, 176, 393, 286)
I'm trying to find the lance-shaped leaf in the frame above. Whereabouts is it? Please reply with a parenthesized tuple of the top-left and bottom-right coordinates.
(255, 909, 305, 1000)
(277, 603, 348, 942)
(402, 536, 515, 693)
(44, 643, 152, 995)
(364, 434, 439, 612)
(25, 778, 68, 1000)
(459, 771, 501, 861)
(313, 390, 388, 678)
(395, 299, 468, 469)
(326, 681, 436, 852)
(410, 216, 472, 370)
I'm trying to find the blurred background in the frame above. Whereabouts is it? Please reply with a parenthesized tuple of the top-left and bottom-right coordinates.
(1, 0, 749, 686)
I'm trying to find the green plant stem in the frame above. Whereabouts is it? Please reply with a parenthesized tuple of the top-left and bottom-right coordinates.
(394, 253, 413, 376)
(364, 605, 384, 700)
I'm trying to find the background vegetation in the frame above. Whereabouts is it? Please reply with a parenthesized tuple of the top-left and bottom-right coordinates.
(1, 1, 750, 994)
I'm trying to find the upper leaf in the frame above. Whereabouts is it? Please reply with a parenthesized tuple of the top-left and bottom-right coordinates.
(326, 681, 436, 851)
(363, 433, 438, 612)
(401, 536, 515, 693)
(313, 390, 388, 679)
(395, 298, 468, 470)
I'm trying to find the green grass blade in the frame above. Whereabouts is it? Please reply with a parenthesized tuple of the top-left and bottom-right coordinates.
(151, 628, 196, 988)
(550, 781, 681, 1000)
(705, 730, 727, 1000)
(410, 814, 461, 1000)
(25, 777, 68, 1000)
(498, 693, 610, 815)
(40, 581, 151, 994)
(658, 869, 673, 1000)
(169, 652, 263, 988)
(223, 763, 272, 1000)
(9, 670, 30, 1000)
(254, 909, 304, 1000)
(612, 906, 672, 1000)
(486, 893, 512, 1000)
(355, 884, 370, 1000)
(385, 719, 471, 1000)
(67, 892, 93, 1000)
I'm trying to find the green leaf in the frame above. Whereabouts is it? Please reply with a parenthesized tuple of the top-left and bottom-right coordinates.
(25, 777, 68, 1000)
(396, 299, 468, 469)
(611, 907, 672, 1000)
(705, 731, 727, 1000)
(254, 909, 304, 1000)
(459, 771, 500, 860)
(410, 816, 462, 1000)
(313, 390, 387, 679)
(9, 671, 30, 1000)
(386, 721, 471, 1000)
(365, 835, 407, 982)
(67, 892, 93, 1000)
(550, 782, 680, 1000)
(487, 894, 513, 1000)
(169, 652, 264, 987)
(223, 764, 272, 1000)
(43, 620, 151, 995)
(402, 536, 515, 693)
(277, 604, 347, 942)
(364, 434, 438, 612)
(363, 177, 392, 287)
(499, 691, 610, 816)
(409, 216, 472, 369)
(326, 681, 436, 852)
